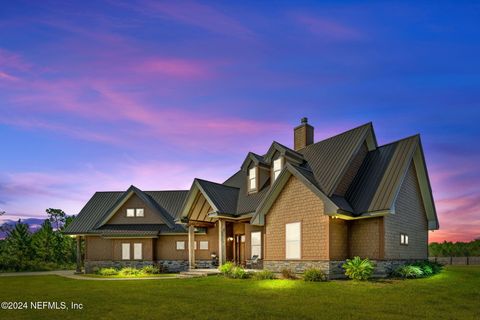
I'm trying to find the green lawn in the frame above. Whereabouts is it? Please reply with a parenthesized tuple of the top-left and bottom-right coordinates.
(0, 266, 478, 320)
(81, 273, 177, 279)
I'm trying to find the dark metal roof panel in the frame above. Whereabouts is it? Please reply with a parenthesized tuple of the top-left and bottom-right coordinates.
(298, 123, 371, 196)
(223, 170, 270, 215)
(345, 135, 418, 213)
(145, 191, 189, 221)
(196, 179, 239, 214)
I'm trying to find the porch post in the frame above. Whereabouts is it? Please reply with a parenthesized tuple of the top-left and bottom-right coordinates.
(75, 236, 82, 273)
(188, 225, 195, 270)
(218, 220, 226, 265)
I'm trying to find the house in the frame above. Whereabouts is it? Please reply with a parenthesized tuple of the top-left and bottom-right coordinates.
(65, 119, 439, 277)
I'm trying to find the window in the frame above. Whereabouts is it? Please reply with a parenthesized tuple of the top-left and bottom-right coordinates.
(122, 243, 130, 260)
(251, 231, 261, 258)
(400, 233, 409, 245)
(176, 241, 185, 250)
(134, 243, 142, 260)
(136, 208, 144, 217)
(273, 158, 283, 181)
(286, 222, 301, 259)
(126, 209, 135, 217)
(249, 167, 257, 191)
(199, 241, 209, 250)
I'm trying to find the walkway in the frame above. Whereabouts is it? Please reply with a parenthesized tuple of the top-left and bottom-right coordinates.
(0, 270, 187, 281)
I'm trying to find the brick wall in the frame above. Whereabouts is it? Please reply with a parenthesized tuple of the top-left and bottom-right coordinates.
(264, 176, 328, 261)
(384, 162, 428, 259)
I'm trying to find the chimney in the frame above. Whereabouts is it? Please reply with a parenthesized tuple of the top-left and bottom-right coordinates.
(294, 117, 314, 151)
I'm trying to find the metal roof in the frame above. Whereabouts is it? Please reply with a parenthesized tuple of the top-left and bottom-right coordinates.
(195, 179, 239, 214)
(64, 189, 188, 234)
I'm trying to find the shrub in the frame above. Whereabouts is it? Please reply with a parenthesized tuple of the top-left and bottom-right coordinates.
(230, 266, 249, 279)
(119, 267, 141, 276)
(252, 270, 276, 280)
(303, 268, 327, 282)
(411, 260, 442, 276)
(97, 267, 118, 276)
(141, 265, 160, 274)
(280, 268, 297, 279)
(394, 265, 424, 279)
(218, 262, 235, 276)
(342, 256, 375, 280)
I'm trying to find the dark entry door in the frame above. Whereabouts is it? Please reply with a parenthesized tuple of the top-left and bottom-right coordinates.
(234, 234, 246, 265)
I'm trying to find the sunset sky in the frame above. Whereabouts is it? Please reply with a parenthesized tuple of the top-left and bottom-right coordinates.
(0, 1, 479, 242)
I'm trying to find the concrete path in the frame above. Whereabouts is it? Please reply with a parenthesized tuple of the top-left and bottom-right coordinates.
(0, 270, 187, 281)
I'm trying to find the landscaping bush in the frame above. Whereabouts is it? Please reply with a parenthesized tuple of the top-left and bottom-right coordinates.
(394, 265, 424, 279)
(280, 268, 297, 279)
(342, 256, 375, 280)
(230, 266, 249, 279)
(119, 267, 141, 276)
(218, 262, 235, 276)
(252, 270, 276, 280)
(412, 260, 442, 276)
(97, 267, 118, 276)
(303, 268, 327, 282)
(141, 265, 161, 274)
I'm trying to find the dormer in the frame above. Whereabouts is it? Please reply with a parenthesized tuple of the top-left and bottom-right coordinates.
(264, 141, 304, 184)
(241, 152, 270, 194)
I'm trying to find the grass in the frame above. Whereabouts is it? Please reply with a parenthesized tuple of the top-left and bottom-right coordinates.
(81, 273, 177, 279)
(0, 266, 478, 319)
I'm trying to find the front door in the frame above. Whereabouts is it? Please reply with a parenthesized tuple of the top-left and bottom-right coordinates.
(234, 234, 246, 265)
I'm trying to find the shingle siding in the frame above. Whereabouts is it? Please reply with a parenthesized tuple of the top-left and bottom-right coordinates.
(384, 162, 428, 259)
(264, 176, 329, 261)
(348, 217, 383, 259)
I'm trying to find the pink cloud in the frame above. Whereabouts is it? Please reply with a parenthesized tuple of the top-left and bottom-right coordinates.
(113, 0, 253, 38)
(0, 71, 18, 81)
(0, 48, 31, 71)
(137, 58, 213, 79)
(294, 14, 364, 41)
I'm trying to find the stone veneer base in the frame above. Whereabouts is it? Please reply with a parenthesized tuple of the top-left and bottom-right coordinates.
(264, 259, 424, 279)
(84, 260, 216, 273)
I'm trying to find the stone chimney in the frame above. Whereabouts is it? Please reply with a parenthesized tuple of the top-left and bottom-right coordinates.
(294, 117, 314, 151)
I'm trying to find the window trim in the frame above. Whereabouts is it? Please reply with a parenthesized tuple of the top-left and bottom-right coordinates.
(176, 241, 185, 250)
(133, 243, 143, 260)
(251, 231, 262, 259)
(400, 233, 409, 246)
(248, 166, 258, 192)
(135, 208, 144, 217)
(285, 222, 301, 260)
(199, 240, 209, 250)
(272, 157, 284, 182)
(126, 208, 135, 217)
(122, 243, 130, 260)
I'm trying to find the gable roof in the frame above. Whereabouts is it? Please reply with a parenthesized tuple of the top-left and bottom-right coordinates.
(64, 188, 188, 235)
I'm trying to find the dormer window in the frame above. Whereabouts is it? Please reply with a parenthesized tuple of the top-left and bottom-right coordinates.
(273, 157, 283, 181)
(126, 208, 144, 217)
(248, 167, 257, 192)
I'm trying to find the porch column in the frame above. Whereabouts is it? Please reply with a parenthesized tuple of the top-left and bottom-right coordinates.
(218, 220, 226, 265)
(188, 225, 195, 270)
(75, 236, 82, 274)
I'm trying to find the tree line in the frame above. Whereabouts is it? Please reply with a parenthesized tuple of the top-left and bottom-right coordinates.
(0, 209, 77, 271)
(429, 239, 480, 257)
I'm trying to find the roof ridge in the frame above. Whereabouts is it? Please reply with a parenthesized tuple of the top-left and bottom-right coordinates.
(305, 122, 372, 148)
(144, 190, 189, 193)
(196, 178, 240, 190)
(377, 134, 420, 149)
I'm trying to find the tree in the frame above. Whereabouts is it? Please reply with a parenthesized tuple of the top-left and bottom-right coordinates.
(3, 220, 33, 270)
(32, 220, 55, 262)
(46, 208, 66, 230)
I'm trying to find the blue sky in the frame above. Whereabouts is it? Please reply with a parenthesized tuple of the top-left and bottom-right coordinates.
(0, 0, 479, 241)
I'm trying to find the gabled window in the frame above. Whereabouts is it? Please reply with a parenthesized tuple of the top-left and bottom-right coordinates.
(248, 167, 257, 192)
(126, 208, 144, 217)
(286, 222, 301, 259)
(400, 233, 409, 245)
(126, 209, 135, 217)
(136, 208, 144, 217)
(273, 157, 283, 181)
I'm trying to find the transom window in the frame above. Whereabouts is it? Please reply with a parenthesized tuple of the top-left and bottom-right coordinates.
(248, 167, 257, 191)
(286, 222, 301, 259)
(126, 208, 144, 217)
(273, 158, 283, 181)
(400, 233, 409, 245)
(251, 231, 261, 258)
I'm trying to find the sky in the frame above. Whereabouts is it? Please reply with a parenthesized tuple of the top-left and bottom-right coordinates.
(0, 1, 479, 243)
